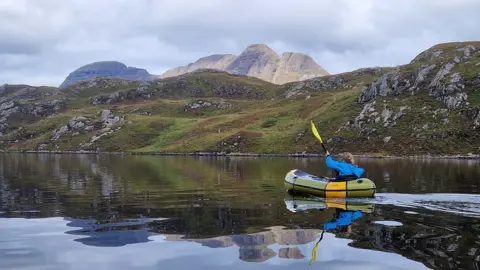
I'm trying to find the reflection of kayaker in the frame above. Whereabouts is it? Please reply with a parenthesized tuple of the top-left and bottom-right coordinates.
(309, 209, 364, 265)
(323, 208, 364, 230)
(297, 197, 371, 265)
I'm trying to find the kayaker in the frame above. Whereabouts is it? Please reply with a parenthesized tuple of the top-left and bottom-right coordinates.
(325, 151, 365, 181)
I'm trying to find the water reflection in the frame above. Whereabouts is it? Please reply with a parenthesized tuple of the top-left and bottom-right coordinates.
(284, 196, 375, 264)
(164, 226, 321, 262)
(64, 217, 167, 247)
(1, 154, 480, 269)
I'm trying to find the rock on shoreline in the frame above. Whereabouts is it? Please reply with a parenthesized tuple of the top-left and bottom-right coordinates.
(0, 150, 478, 160)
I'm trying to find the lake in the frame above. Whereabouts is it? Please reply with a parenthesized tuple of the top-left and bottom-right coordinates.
(1, 154, 480, 270)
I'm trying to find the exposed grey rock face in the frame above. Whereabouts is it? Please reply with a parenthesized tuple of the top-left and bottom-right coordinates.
(473, 110, 480, 129)
(358, 82, 378, 104)
(428, 63, 463, 97)
(99, 110, 121, 127)
(59, 61, 153, 88)
(52, 116, 90, 140)
(0, 84, 7, 95)
(160, 54, 237, 78)
(378, 74, 392, 97)
(90, 75, 270, 105)
(0, 99, 66, 135)
(410, 49, 443, 63)
(185, 100, 232, 110)
(456, 45, 476, 61)
(441, 92, 468, 109)
(160, 44, 329, 85)
(284, 75, 351, 98)
(409, 64, 436, 94)
(352, 101, 377, 128)
(51, 110, 122, 142)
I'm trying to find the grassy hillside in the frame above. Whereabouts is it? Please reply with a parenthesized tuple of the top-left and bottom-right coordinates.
(1, 42, 479, 156)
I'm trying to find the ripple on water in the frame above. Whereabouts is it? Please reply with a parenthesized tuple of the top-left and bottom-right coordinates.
(373, 193, 480, 218)
(373, 221, 403, 226)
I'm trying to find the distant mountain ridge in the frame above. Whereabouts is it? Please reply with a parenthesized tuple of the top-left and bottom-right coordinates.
(159, 44, 330, 84)
(57, 44, 329, 88)
(59, 61, 153, 88)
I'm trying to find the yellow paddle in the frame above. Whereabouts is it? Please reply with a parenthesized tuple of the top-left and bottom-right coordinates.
(310, 120, 328, 153)
(309, 230, 325, 265)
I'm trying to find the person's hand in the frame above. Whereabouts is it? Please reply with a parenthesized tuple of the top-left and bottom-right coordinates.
(326, 150, 330, 156)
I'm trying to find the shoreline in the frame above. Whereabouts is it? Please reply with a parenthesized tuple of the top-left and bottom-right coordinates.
(0, 150, 479, 160)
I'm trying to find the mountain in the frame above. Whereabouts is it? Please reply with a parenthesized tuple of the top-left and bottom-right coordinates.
(59, 61, 153, 88)
(160, 54, 237, 78)
(1, 41, 479, 156)
(159, 44, 330, 84)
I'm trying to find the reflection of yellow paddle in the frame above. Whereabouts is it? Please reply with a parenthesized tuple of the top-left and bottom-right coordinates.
(310, 120, 327, 153)
(309, 230, 325, 265)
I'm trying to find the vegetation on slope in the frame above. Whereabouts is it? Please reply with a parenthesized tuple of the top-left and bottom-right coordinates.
(1, 42, 480, 156)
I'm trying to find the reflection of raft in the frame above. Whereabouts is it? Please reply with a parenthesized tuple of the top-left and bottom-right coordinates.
(284, 196, 375, 213)
(284, 169, 376, 198)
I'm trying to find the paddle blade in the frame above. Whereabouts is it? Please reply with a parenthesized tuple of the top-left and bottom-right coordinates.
(309, 231, 324, 265)
(310, 120, 323, 143)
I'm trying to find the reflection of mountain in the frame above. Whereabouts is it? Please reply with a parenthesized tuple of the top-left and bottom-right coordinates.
(64, 217, 166, 247)
(163, 226, 321, 262)
(61, 214, 321, 262)
(1, 154, 480, 269)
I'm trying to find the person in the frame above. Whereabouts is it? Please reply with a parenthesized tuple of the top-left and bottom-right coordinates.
(325, 150, 364, 181)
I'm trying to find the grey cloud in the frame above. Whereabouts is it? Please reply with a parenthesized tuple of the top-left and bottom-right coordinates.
(0, 0, 479, 86)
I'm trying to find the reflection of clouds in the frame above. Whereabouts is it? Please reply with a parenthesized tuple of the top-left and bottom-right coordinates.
(0, 218, 427, 270)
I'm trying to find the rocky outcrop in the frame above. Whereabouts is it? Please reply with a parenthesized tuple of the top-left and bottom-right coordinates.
(428, 63, 459, 97)
(52, 116, 92, 140)
(358, 44, 478, 109)
(284, 75, 352, 98)
(59, 61, 153, 88)
(52, 110, 122, 141)
(0, 84, 57, 104)
(410, 49, 443, 63)
(90, 74, 272, 105)
(0, 99, 66, 135)
(347, 100, 410, 130)
(160, 44, 329, 85)
(184, 100, 232, 110)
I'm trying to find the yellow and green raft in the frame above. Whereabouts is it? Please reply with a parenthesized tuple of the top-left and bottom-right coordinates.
(284, 169, 376, 198)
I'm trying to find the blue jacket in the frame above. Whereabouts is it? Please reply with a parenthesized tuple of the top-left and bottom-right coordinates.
(324, 210, 363, 230)
(326, 155, 364, 179)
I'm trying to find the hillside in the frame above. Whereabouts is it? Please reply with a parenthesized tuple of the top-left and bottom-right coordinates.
(1, 41, 479, 156)
(159, 44, 330, 85)
(59, 61, 154, 88)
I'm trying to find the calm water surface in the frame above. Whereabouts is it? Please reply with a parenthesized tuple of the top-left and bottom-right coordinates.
(1, 154, 480, 270)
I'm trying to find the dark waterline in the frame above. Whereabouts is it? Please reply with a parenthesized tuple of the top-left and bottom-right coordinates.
(1, 154, 480, 269)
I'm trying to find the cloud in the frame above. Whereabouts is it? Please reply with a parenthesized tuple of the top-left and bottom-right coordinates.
(0, 0, 479, 86)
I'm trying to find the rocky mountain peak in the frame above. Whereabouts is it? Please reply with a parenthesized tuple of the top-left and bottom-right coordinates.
(243, 44, 277, 53)
(159, 54, 236, 79)
(59, 61, 153, 88)
(159, 44, 329, 84)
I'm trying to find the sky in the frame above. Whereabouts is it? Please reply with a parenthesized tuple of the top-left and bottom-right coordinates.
(1, 0, 479, 87)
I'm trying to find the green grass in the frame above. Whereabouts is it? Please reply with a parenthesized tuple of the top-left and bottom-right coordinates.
(3, 41, 480, 155)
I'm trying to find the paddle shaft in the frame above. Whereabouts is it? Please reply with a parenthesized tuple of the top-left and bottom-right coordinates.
(320, 143, 327, 153)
